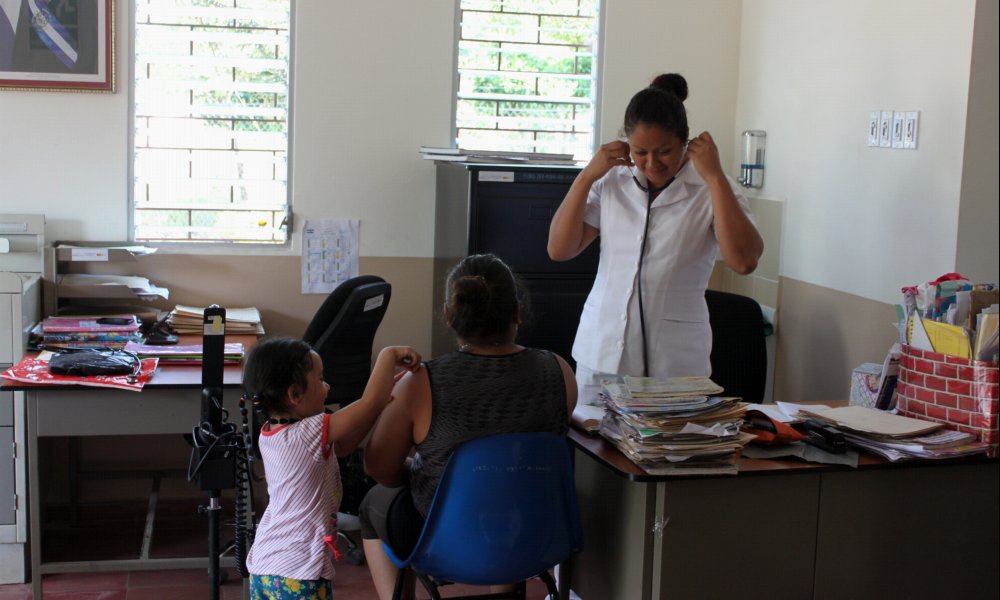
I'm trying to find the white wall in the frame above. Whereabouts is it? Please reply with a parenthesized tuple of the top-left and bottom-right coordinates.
(1, 1, 744, 257)
(1, 1, 458, 257)
(3, 1, 992, 294)
(601, 0, 743, 174)
(289, 2, 454, 257)
(735, 0, 980, 304)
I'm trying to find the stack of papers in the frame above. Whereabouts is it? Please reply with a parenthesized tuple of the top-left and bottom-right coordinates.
(795, 406, 990, 462)
(418, 146, 579, 165)
(167, 305, 264, 335)
(597, 376, 753, 476)
(38, 314, 144, 349)
(124, 341, 244, 365)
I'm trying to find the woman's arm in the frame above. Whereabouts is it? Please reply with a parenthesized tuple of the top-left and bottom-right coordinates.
(547, 141, 625, 261)
(364, 367, 431, 487)
(326, 346, 421, 458)
(555, 354, 578, 416)
(686, 131, 764, 275)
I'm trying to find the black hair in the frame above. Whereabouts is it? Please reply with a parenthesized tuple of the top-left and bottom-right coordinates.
(242, 337, 314, 418)
(444, 253, 525, 345)
(622, 72, 689, 141)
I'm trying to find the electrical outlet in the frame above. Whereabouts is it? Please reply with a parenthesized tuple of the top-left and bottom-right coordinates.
(868, 111, 880, 146)
(903, 111, 919, 149)
(891, 112, 905, 148)
(879, 111, 892, 147)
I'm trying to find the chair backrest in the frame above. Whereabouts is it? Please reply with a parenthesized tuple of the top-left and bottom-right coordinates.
(302, 275, 391, 406)
(395, 432, 583, 586)
(705, 289, 767, 404)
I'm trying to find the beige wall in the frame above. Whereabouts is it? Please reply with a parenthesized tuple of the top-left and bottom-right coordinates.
(774, 278, 900, 402)
(956, 0, 1000, 283)
(118, 255, 434, 355)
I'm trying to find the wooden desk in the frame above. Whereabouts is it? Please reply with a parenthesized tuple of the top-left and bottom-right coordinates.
(2, 335, 255, 599)
(568, 426, 1000, 600)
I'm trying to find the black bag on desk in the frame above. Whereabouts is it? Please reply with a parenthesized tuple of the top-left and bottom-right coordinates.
(48, 349, 141, 377)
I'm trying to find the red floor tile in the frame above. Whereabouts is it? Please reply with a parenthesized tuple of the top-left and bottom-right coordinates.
(0, 585, 31, 600)
(39, 572, 128, 594)
(40, 592, 127, 600)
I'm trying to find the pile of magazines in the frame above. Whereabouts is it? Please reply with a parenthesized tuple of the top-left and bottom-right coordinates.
(36, 314, 143, 350)
(599, 376, 754, 475)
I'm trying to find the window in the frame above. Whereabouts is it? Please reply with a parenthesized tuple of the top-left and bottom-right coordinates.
(131, 0, 291, 244)
(456, 0, 600, 158)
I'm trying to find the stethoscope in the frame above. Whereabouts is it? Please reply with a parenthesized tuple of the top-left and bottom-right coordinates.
(628, 145, 687, 377)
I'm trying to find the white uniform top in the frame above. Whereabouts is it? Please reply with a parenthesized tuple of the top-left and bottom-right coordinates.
(572, 161, 755, 379)
(247, 412, 341, 581)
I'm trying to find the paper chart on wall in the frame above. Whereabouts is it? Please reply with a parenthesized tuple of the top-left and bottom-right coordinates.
(301, 219, 359, 294)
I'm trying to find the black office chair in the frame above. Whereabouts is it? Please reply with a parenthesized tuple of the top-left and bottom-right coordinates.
(302, 274, 392, 565)
(303, 275, 392, 406)
(705, 290, 767, 404)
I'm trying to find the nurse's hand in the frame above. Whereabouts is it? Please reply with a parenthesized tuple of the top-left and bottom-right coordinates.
(580, 140, 633, 182)
(686, 131, 726, 184)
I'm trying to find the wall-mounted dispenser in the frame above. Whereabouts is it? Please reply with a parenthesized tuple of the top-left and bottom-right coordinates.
(739, 130, 766, 188)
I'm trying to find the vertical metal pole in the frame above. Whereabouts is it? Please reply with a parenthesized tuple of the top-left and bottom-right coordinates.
(208, 494, 222, 600)
(201, 305, 226, 600)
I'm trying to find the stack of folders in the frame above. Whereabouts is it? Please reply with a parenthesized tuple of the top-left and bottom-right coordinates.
(167, 305, 264, 335)
(38, 314, 144, 349)
(123, 341, 245, 365)
(418, 146, 579, 165)
(796, 406, 991, 462)
(598, 376, 754, 476)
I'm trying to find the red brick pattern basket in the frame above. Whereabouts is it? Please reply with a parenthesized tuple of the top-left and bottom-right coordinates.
(895, 344, 999, 453)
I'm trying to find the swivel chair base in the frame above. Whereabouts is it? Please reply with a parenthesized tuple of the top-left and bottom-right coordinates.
(337, 512, 365, 566)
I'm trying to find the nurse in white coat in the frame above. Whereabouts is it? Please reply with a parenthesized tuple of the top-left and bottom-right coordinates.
(548, 73, 764, 403)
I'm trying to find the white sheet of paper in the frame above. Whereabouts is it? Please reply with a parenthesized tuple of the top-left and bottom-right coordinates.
(301, 219, 359, 294)
(774, 401, 832, 421)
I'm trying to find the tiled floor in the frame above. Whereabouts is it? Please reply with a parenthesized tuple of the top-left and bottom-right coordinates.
(0, 560, 553, 599)
(2, 491, 554, 598)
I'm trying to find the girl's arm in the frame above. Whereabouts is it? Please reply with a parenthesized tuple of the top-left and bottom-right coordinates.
(326, 346, 421, 457)
(686, 131, 764, 274)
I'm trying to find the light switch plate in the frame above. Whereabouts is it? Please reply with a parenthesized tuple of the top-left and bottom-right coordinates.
(891, 112, 905, 148)
(879, 111, 892, 147)
(903, 111, 919, 149)
(868, 111, 880, 146)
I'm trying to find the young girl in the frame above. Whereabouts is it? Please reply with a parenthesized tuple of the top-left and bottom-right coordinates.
(242, 337, 421, 599)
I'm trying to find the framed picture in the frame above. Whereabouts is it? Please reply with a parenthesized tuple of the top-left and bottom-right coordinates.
(0, 0, 115, 92)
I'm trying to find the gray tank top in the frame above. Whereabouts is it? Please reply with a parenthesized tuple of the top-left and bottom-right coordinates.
(408, 348, 569, 516)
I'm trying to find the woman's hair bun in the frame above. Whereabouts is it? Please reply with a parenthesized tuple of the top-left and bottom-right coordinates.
(650, 73, 688, 102)
(451, 274, 490, 307)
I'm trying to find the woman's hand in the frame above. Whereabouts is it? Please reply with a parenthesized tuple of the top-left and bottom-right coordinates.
(687, 131, 764, 274)
(581, 140, 633, 182)
(685, 131, 726, 184)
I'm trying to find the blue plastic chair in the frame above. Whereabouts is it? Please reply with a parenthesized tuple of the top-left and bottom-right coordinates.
(383, 432, 583, 600)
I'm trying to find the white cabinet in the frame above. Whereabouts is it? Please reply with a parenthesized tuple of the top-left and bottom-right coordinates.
(0, 272, 40, 584)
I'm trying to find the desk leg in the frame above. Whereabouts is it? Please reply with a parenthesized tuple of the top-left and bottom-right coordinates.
(558, 440, 575, 600)
(26, 392, 42, 600)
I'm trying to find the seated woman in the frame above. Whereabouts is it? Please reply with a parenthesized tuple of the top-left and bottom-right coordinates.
(359, 253, 578, 600)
